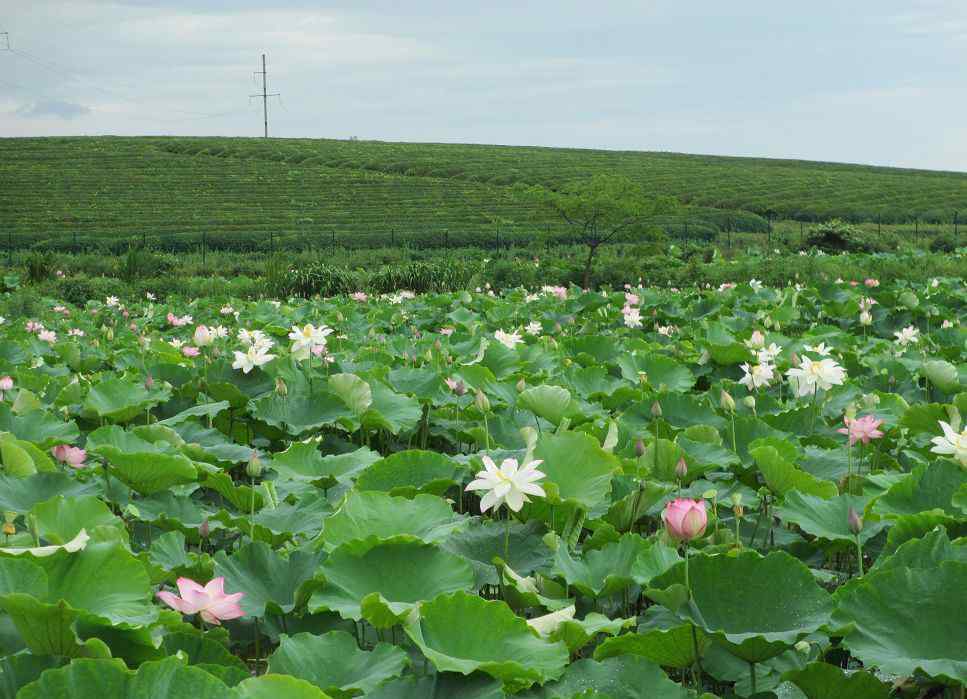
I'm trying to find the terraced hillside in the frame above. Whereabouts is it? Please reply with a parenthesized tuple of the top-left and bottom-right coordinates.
(2, 136, 965, 251)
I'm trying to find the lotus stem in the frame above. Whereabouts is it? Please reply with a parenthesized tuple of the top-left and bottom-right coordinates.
(855, 535, 864, 577)
(749, 662, 757, 694)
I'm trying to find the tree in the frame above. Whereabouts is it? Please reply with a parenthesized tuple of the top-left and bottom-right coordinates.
(521, 175, 676, 288)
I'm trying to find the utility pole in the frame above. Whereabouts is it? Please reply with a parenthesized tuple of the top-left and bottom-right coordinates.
(0, 33, 10, 51)
(250, 54, 279, 138)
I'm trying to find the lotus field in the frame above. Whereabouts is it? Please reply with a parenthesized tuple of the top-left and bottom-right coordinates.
(0, 277, 965, 698)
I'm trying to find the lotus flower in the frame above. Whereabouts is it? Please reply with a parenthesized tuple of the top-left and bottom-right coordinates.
(232, 345, 276, 374)
(739, 362, 775, 390)
(156, 577, 245, 625)
(494, 329, 523, 350)
(662, 498, 708, 542)
(894, 325, 919, 347)
(51, 444, 86, 469)
(786, 356, 847, 397)
(837, 415, 885, 446)
(930, 421, 967, 466)
(193, 325, 213, 347)
(0, 376, 12, 400)
(181, 346, 200, 358)
(465, 456, 546, 513)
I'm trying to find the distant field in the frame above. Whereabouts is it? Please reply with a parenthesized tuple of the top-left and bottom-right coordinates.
(1, 136, 965, 251)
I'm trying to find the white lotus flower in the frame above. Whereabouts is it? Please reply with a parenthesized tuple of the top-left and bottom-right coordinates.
(465, 456, 546, 513)
(930, 421, 967, 466)
(289, 323, 333, 360)
(739, 362, 775, 390)
(749, 279, 763, 291)
(786, 356, 847, 397)
(232, 345, 276, 374)
(622, 307, 642, 329)
(803, 342, 832, 357)
(757, 343, 782, 363)
(494, 329, 523, 350)
(525, 321, 542, 336)
(894, 326, 920, 347)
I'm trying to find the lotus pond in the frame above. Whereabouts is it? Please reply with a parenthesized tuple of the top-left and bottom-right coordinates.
(0, 278, 964, 698)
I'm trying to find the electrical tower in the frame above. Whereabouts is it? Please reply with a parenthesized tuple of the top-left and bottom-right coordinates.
(250, 54, 279, 138)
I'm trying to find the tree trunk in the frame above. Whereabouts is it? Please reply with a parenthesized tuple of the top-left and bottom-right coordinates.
(582, 242, 599, 290)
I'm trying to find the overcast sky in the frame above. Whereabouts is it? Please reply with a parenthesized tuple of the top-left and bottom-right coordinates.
(3, 1, 966, 171)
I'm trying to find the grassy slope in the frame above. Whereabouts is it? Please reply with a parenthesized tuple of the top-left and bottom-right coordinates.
(2, 136, 966, 247)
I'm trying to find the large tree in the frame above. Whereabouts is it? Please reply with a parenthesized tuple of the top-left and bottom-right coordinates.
(522, 175, 676, 288)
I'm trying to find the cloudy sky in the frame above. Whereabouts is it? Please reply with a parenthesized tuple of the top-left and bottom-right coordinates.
(3, 1, 966, 170)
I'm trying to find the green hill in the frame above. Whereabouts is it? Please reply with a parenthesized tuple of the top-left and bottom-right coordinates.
(2, 136, 965, 252)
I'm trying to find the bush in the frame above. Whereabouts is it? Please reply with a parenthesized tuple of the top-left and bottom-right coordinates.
(804, 219, 878, 253)
(930, 234, 958, 253)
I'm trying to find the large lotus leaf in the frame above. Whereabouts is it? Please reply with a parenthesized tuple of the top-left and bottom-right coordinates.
(0, 653, 64, 699)
(517, 655, 688, 699)
(750, 446, 837, 499)
(250, 491, 332, 540)
(0, 435, 37, 477)
(658, 393, 727, 430)
(309, 540, 473, 627)
(158, 401, 230, 427)
(83, 377, 169, 423)
(832, 561, 967, 683)
(518, 385, 581, 426)
(236, 675, 333, 699)
(882, 511, 967, 556)
(30, 495, 126, 545)
(533, 432, 619, 513)
(271, 444, 380, 486)
(176, 422, 254, 465)
(213, 541, 324, 617)
(361, 382, 422, 435)
(205, 358, 275, 409)
(594, 607, 708, 669)
(87, 425, 197, 495)
(537, 610, 635, 653)
(553, 534, 679, 597)
(441, 519, 553, 588)
(249, 389, 351, 436)
(727, 416, 791, 463)
(0, 405, 80, 449)
(320, 492, 467, 551)
(782, 662, 891, 699)
(922, 359, 960, 393)
(872, 527, 967, 572)
(355, 449, 462, 497)
(386, 367, 450, 403)
(776, 492, 886, 544)
(17, 657, 235, 699)
(202, 472, 263, 512)
(328, 373, 373, 416)
(649, 551, 833, 663)
(365, 673, 504, 699)
(873, 461, 965, 519)
(161, 631, 248, 672)
(404, 592, 568, 692)
(267, 631, 408, 698)
(147, 531, 213, 583)
(565, 366, 625, 400)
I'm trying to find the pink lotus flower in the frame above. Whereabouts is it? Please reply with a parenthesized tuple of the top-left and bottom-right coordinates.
(864, 278, 880, 288)
(51, 444, 87, 469)
(624, 292, 640, 306)
(181, 346, 200, 358)
(662, 498, 708, 542)
(156, 577, 245, 625)
(25, 321, 43, 333)
(350, 292, 369, 302)
(838, 414, 885, 446)
(0, 375, 12, 401)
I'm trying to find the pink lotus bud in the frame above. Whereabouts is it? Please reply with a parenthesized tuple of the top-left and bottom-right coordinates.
(634, 438, 645, 457)
(0, 376, 13, 391)
(50, 444, 87, 469)
(650, 401, 663, 418)
(662, 498, 708, 542)
(675, 457, 688, 480)
(144, 373, 155, 390)
(790, 352, 801, 368)
(198, 519, 210, 539)
(847, 507, 863, 536)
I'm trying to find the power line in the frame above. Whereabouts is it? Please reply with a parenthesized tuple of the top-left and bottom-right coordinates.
(249, 53, 280, 138)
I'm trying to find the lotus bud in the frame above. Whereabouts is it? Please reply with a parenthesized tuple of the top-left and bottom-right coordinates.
(553, 322, 563, 334)
(790, 352, 801, 368)
(650, 401, 662, 418)
(742, 396, 756, 411)
(634, 438, 645, 458)
(275, 377, 288, 397)
(720, 390, 735, 413)
(335, 311, 344, 323)
(844, 403, 857, 421)
(637, 371, 648, 385)
(2, 522, 14, 536)
(475, 389, 490, 413)
(847, 507, 863, 535)
(859, 310, 872, 326)
(516, 378, 526, 393)
(246, 452, 263, 479)
(433, 339, 442, 352)
(888, 375, 896, 388)
(794, 640, 811, 655)
(675, 457, 688, 480)
(198, 518, 210, 539)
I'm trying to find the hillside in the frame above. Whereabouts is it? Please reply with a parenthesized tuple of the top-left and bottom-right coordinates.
(2, 136, 966, 251)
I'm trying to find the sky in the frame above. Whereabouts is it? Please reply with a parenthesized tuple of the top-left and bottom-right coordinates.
(3, 1, 967, 171)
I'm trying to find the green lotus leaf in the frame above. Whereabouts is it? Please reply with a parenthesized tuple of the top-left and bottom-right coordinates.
(553, 534, 679, 598)
(540, 610, 635, 653)
(250, 492, 332, 541)
(84, 377, 169, 423)
(249, 389, 351, 436)
(328, 373, 373, 416)
(659, 393, 727, 430)
(832, 561, 967, 683)
(0, 653, 65, 699)
(441, 519, 553, 588)
(882, 511, 967, 556)
(496, 563, 572, 612)
(518, 385, 581, 426)
(604, 479, 674, 532)
(17, 657, 234, 699)
(873, 461, 965, 519)
(267, 631, 408, 698)
(205, 358, 274, 409)
(750, 446, 837, 499)
(776, 492, 886, 544)
(158, 401, 230, 427)
(320, 492, 467, 551)
(202, 472, 262, 512)
(386, 366, 449, 403)
(649, 551, 833, 663)
(922, 359, 959, 393)
(309, 539, 474, 627)
(404, 591, 568, 692)
(147, 531, 213, 584)
(175, 422, 254, 465)
(0, 406, 79, 450)
(161, 631, 248, 672)
(594, 607, 708, 669)
(782, 661, 891, 699)
(213, 541, 324, 618)
(87, 425, 198, 495)
(533, 431, 619, 513)
(355, 450, 462, 497)
(517, 655, 688, 699)
(872, 526, 967, 572)
(270, 444, 380, 485)
(365, 674, 505, 699)
(236, 675, 333, 699)
(360, 382, 422, 435)
(622, 354, 694, 392)
(30, 495, 126, 545)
